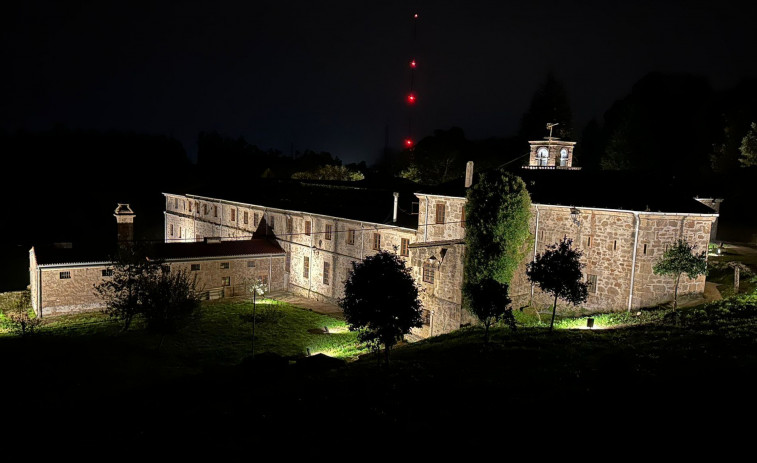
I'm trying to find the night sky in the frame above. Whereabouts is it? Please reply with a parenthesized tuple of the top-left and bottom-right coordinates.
(3, 0, 756, 163)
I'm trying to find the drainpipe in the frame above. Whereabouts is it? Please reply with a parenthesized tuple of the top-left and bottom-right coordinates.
(423, 196, 429, 242)
(37, 267, 43, 319)
(628, 212, 640, 312)
(269, 255, 273, 292)
(531, 205, 540, 302)
(309, 216, 313, 298)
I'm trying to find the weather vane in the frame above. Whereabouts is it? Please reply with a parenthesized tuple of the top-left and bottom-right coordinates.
(546, 122, 559, 140)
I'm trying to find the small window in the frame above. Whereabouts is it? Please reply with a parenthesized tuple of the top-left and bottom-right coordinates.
(586, 274, 598, 294)
(254, 213, 259, 227)
(270, 215, 275, 230)
(643, 243, 648, 255)
(60, 271, 71, 279)
(287, 217, 293, 234)
(372, 233, 381, 251)
(220, 262, 230, 269)
(191, 264, 201, 271)
(170, 224, 174, 236)
(179, 227, 182, 238)
(586, 236, 592, 247)
(214, 205, 218, 217)
(222, 277, 231, 287)
(247, 261, 256, 268)
(303, 256, 310, 279)
(305, 220, 311, 236)
(231, 208, 236, 222)
(435, 203, 445, 224)
(101, 269, 113, 277)
(244, 211, 249, 224)
(347, 229, 355, 245)
(325, 224, 332, 240)
(204, 204, 208, 215)
(422, 263, 435, 284)
(613, 240, 617, 251)
(461, 205, 465, 228)
(400, 238, 409, 257)
(323, 262, 330, 285)
(174, 198, 178, 209)
(188, 202, 192, 212)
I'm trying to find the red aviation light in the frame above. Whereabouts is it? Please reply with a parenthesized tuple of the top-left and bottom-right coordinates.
(407, 93, 417, 104)
(404, 138, 414, 148)
(410, 59, 417, 68)
(413, 13, 418, 18)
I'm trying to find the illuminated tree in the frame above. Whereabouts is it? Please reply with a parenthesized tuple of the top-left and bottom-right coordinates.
(463, 278, 514, 344)
(2, 290, 41, 336)
(653, 239, 708, 310)
(739, 122, 757, 167)
(526, 236, 588, 330)
(339, 250, 423, 365)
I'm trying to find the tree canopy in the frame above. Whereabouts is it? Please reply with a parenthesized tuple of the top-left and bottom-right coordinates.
(462, 278, 514, 343)
(339, 250, 423, 364)
(526, 236, 588, 330)
(739, 122, 757, 167)
(463, 169, 532, 287)
(653, 239, 708, 310)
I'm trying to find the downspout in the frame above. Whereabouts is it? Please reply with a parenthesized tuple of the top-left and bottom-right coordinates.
(628, 212, 640, 312)
(423, 196, 429, 242)
(360, 223, 364, 260)
(531, 205, 540, 302)
(269, 255, 273, 292)
(37, 267, 43, 319)
(308, 215, 313, 298)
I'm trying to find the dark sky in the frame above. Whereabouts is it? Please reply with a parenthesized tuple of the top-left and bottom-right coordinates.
(3, 0, 756, 163)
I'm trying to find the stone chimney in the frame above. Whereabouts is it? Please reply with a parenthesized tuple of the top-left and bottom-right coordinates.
(393, 192, 399, 223)
(465, 161, 474, 188)
(114, 204, 136, 243)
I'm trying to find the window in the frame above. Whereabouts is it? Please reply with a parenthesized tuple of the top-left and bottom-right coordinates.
(560, 148, 569, 166)
(586, 236, 592, 247)
(220, 262, 230, 269)
(231, 208, 236, 222)
(214, 205, 218, 217)
(305, 220, 311, 236)
(303, 256, 310, 279)
(170, 224, 174, 236)
(247, 261, 256, 268)
(372, 233, 381, 251)
(537, 147, 549, 166)
(101, 269, 113, 277)
(204, 204, 208, 215)
(60, 271, 71, 279)
(421, 309, 431, 325)
(325, 224, 332, 240)
(323, 262, 330, 285)
(347, 229, 355, 245)
(643, 243, 648, 255)
(287, 217, 293, 234)
(461, 205, 465, 228)
(188, 202, 192, 212)
(400, 238, 409, 257)
(254, 213, 259, 227)
(586, 274, 598, 294)
(435, 203, 445, 224)
(179, 227, 182, 238)
(270, 215, 275, 230)
(613, 240, 617, 251)
(244, 211, 249, 224)
(174, 198, 178, 209)
(222, 277, 231, 287)
(261, 275, 268, 285)
(195, 201, 199, 212)
(191, 264, 200, 271)
(422, 263, 435, 284)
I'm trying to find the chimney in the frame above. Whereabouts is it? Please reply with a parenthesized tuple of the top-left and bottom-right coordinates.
(114, 204, 136, 243)
(465, 161, 474, 188)
(393, 192, 399, 223)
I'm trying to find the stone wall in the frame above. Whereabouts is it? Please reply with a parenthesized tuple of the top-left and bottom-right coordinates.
(37, 264, 109, 317)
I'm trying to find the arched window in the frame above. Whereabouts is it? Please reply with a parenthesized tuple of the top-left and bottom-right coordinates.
(537, 147, 549, 166)
(560, 148, 569, 166)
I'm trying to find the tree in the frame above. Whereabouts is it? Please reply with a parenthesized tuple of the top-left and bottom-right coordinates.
(339, 250, 423, 365)
(2, 290, 41, 336)
(462, 278, 514, 344)
(526, 236, 588, 330)
(94, 246, 160, 331)
(463, 169, 531, 287)
(739, 122, 757, 167)
(140, 269, 200, 345)
(242, 277, 269, 358)
(653, 239, 708, 310)
(291, 164, 365, 181)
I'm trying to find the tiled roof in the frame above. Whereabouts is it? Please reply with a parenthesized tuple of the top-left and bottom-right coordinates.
(33, 239, 284, 266)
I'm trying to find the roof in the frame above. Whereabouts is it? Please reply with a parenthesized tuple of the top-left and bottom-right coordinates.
(177, 178, 420, 230)
(416, 168, 718, 215)
(33, 238, 284, 266)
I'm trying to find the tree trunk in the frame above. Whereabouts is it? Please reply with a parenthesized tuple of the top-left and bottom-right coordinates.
(384, 343, 391, 366)
(673, 274, 680, 310)
(734, 266, 740, 294)
(484, 320, 491, 344)
(550, 294, 558, 331)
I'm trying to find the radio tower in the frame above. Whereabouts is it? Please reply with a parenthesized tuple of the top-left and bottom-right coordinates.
(404, 12, 420, 149)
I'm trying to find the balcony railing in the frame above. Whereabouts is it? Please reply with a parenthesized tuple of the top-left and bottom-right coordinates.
(522, 165, 582, 170)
